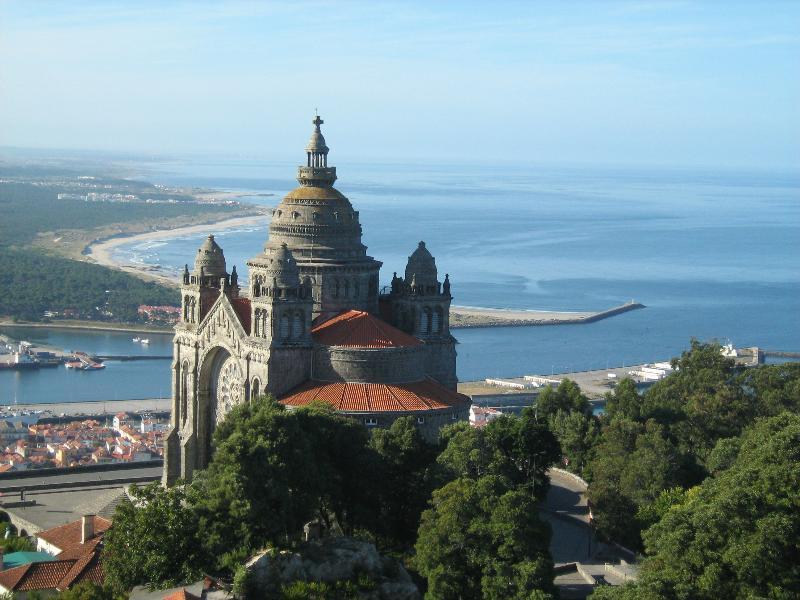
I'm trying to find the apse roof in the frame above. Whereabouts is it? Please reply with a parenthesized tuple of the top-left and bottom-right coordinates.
(279, 378, 470, 413)
(311, 310, 422, 348)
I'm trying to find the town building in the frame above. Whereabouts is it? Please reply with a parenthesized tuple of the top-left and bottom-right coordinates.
(163, 116, 469, 485)
(0, 515, 109, 596)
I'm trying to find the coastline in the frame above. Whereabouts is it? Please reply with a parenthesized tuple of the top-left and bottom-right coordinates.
(75, 213, 644, 330)
(85, 213, 270, 286)
(0, 320, 173, 335)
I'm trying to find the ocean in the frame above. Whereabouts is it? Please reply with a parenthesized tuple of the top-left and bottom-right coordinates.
(2, 159, 798, 404)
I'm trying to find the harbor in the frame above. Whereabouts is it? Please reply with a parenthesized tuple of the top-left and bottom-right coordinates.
(0, 332, 171, 372)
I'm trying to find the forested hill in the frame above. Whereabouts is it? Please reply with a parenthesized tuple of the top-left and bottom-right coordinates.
(0, 181, 241, 247)
(0, 172, 250, 324)
(0, 247, 178, 322)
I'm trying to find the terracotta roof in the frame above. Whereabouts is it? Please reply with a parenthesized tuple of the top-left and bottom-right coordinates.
(57, 552, 104, 590)
(56, 536, 102, 561)
(230, 297, 252, 334)
(37, 516, 111, 553)
(312, 310, 422, 348)
(164, 589, 201, 600)
(279, 378, 470, 412)
(0, 553, 104, 592)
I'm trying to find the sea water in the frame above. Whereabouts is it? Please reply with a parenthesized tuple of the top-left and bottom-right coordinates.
(2, 160, 798, 404)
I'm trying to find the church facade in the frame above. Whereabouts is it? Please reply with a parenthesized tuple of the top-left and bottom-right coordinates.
(163, 116, 468, 485)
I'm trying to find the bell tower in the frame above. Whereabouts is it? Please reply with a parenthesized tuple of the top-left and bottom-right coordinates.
(247, 243, 314, 396)
(387, 241, 457, 389)
(180, 235, 238, 329)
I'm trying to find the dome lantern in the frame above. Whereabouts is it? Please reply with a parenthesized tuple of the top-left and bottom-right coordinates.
(297, 113, 337, 187)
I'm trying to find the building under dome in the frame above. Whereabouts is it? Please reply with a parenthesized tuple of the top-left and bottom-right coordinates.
(163, 116, 467, 485)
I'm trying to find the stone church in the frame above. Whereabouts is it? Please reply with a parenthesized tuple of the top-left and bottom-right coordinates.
(163, 116, 469, 485)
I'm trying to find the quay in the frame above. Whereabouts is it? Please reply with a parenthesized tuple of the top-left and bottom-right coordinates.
(0, 332, 170, 371)
(450, 301, 645, 329)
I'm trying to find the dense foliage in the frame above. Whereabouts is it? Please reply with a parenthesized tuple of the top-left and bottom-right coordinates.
(591, 412, 800, 599)
(190, 399, 376, 569)
(416, 476, 556, 600)
(585, 342, 800, 549)
(104, 398, 561, 599)
(102, 483, 205, 591)
(0, 247, 178, 321)
(0, 181, 234, 246)
(414, 412, 561, 599)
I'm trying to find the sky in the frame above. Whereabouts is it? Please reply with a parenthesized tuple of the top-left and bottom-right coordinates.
(0, 1, 798, 168)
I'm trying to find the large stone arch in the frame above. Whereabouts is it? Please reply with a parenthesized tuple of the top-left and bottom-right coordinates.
(196, 344, 246, 468)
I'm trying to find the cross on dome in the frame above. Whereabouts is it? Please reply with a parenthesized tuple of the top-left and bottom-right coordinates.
(312, 114, 324, 129)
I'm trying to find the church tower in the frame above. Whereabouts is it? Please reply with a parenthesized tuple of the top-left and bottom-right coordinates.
(246, 242, 314, 397)
(386, 242, 457, 389)
(180, 235, 237, 327)
(264, 115, 382, 318)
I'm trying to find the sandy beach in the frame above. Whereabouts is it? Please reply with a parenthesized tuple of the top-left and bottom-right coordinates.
(86, 213, 270, 286)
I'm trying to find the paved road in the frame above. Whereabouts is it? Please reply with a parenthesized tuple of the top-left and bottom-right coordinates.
(542, 470, 593, 564)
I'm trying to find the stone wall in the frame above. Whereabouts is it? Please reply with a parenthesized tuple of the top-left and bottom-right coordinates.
(422, 338, 458, 390)
(313, 345, 425, 384)
(267, 347, 312, 397)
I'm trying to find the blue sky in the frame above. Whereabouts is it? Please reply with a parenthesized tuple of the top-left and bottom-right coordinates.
(0, 1, 798, 167)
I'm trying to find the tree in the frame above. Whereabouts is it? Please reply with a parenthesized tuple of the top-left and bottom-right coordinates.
(103, 483, 205, 592)
(368, 416, 440, 547)
(547, 408, 599, 474)
(436, 412, 561, 498)
(603, 413, 800, 599)
(415, 476, 556, 600)
(604, 378, 641, 421)
(536, 379, 591, 419)
(55, 583, 125, 600)
(189, 397, 378, 569)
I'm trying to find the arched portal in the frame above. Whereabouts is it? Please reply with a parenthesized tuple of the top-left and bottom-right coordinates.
(196, 346, 245, 468)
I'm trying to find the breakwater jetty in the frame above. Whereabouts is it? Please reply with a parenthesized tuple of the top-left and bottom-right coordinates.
(450, 301, 645, 329)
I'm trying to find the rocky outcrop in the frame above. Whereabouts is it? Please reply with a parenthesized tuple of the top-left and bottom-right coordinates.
(245, 537, 420, 600)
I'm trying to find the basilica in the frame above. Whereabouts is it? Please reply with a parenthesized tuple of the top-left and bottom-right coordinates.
(163, 116, 469, 485)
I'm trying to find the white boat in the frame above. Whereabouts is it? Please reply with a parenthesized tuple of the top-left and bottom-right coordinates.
(140, 339, 150, 345)
(132, 337, 141, 343)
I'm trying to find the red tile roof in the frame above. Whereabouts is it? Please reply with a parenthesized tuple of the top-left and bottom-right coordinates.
(37, 516, 111, 553)
(312, 310, 422, 348)
(164, 589, 201, 600)
(230, 297, 252, 334)
(0, 553, 103, 592)
(279, 378, 470, 412)
(57, 553, 103, 590)
(0, 561, 70, 592)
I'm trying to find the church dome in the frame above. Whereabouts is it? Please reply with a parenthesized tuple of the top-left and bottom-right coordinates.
(405, 241, 438, 287)
(264, 243, 301, 288)
(194, 235, 227, 277)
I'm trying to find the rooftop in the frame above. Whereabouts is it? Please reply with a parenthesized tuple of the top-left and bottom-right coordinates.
(37, 515, 111, 552)
(312, 310, 422, 349)
(280, 378, 470, 412)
